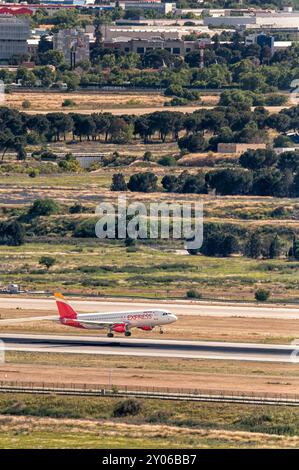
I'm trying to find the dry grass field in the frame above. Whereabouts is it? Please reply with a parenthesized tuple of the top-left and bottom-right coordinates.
(1, 414, 298, 448)
(4, 91, 288, 115)
(1, 355, 299, 395)
(5, 91, 169, 112)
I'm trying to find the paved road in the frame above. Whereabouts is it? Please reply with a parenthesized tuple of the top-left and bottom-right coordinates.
(0, 333, 297, 363)
(0, 296, 299, 319)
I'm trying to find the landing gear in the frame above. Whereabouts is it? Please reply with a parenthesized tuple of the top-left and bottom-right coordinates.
(125, 331, 132, 337)
(159, 328, 164, 335)
(107, 332, 114, 338)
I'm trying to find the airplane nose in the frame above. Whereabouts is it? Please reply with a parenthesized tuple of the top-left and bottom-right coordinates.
(171, 314, 177, 322)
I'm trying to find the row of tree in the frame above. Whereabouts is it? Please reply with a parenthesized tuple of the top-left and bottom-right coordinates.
(0, 104, 298, 156)
(111, 147, 299, 197)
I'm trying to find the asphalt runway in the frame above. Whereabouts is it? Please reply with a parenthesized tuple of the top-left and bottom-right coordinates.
(0, 296, 299, 319)
(0, 333, 297, 363)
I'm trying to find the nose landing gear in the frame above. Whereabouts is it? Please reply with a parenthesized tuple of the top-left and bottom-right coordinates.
(107, 331, 114, 338)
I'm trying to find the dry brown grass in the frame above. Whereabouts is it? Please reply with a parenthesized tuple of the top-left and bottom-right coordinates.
(5, 91, 168, 112)
(1, 359, 299, 395)
(0, 414, 298, 448)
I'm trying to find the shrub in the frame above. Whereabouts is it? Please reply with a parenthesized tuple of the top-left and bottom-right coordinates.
(186, 289, 202, 299)
(28, 168, 39, 178)
(39, 256, 56, 270)
(112, 399, 143, 417)
(22, 100, 31, 109)
(158, 155, 177, 167)
(127, 172, 158, 192)
(255, 289, 270, 302)
(28, 198, 60, 217)
(62, 99, 76, 107)
(0, 220, 24, 246)
(143, 151, 153, 162)
(111, 173, 127, 191)
(69, 203, 85, 214)
(178, 133, 206, 153)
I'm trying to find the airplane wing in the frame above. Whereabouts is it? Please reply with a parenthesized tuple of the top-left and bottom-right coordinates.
(0, 315, 57, 325)
(78, 320, 129, 329)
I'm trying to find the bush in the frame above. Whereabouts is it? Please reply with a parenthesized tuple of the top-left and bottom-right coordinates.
(127, 172, 158, 192)
(22, 100, 31, 109)
(255, 289, 270, 302)
(178, 133, 206, 153)
(186, 289, 202, 299)
(28, 168, 39, 178)
(28, 198, 60, 217)
(0, 220, 24, 246)
(39, 256, 56, 270)
(112, 399, 143, 417)
(62, 99, 76, 107)
(69, 203, 85, 214)
(111, 173, 127, 191)
(158, 155, 177, 167)
(143, 151, 153, 162)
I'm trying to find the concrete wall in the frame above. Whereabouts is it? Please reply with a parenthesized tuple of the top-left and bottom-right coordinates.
(217, 143, 267, 154)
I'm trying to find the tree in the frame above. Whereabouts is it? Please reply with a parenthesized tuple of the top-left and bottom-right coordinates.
(161, 174, 178, 193)
(17, 146, 26, 161)
(38, 50, 65, 67)
(278, 151, 299, 172)
(127, 172, 158, 193)
(0, 129, 16, 161)
(39, 256, 56, 271)
(208, 169, 253, 195)
(0, 220, 24, 246)
(246, 232, 263, 259)
(108, 118, 133, 144)
(252, 168, 287, 197)
(111, 173, 127, 191)
(178, 133, 206, 153)
(239, 149, 278, 170)
(27, 115, 50, 136)
(177, 171, 207, 194)
(268, 235, 283, 259)
(47, 113, 73, 141)
(200, 224, 239, 257)
(288, 238, 299, 260)
(28, 198, 60, 217)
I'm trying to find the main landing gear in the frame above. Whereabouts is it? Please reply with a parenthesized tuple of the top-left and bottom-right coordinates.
(125, 331, 132, 337)
(107, 332, 114, 338)
(159, 328, 164, 334)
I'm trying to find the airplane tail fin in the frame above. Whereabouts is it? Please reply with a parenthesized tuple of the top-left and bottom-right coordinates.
(54, 292, 77, 320)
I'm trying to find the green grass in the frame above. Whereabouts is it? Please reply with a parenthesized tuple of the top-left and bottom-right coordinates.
(7, 351, 299, 377)
(0, 393, 299, 437)
(1, 241, 299, 301)
(0, 431, 195, 449)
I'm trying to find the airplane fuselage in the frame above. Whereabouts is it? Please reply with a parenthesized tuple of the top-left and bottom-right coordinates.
(59, 309, 176, 332)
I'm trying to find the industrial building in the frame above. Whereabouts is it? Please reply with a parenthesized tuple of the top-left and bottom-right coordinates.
(0, 15, 30, 61)
(111, 37, 210, 56)
(53, 29, 90, 67)
(203, 11, 299, 29)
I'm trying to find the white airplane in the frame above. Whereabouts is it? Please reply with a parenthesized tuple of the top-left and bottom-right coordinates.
(54, 292, 177, 337)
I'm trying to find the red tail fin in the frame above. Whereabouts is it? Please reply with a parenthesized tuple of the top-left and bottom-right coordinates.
(54, 292, 77, 320)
